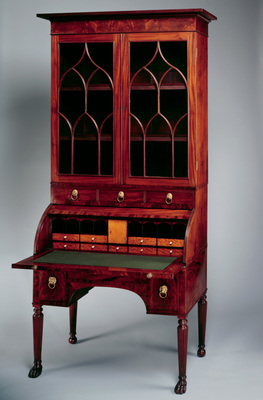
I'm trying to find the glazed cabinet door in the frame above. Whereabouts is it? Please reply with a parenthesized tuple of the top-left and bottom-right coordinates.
(51, 34, 121, 184)
(122, 33, 196, 187)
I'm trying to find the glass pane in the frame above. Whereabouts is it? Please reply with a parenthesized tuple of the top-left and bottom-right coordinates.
(58, 42, 114, 176)
(129, 40, 188, 179)
(60, 43, 85, 77)
(73, 115, 98, 174)
(174, 141, 188, 177)
(130, 116, 144, 176)
(59, 116, 71, 174)
(101, 115, 113, 175)
(160, 41, 187, 78)
(59, 71, 85, 127)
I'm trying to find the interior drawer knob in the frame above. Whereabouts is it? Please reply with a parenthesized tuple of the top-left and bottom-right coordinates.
(159, 285, 168, 299)
(117, 191, 124, 203)
(165, 193, 173, 205)
(48, 276, 57, 290)
(71, 189, 78, 201)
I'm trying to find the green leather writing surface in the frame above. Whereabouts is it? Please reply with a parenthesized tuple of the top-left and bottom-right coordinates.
(34, 251, 177, 270)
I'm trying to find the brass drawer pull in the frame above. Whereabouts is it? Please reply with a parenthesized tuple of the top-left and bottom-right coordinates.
(117, 191, 124, 203)
(48, 276, 57, 290)
(165, 193, 173, 205)
(159, 285, 168, 299)
(71, 189, 78, 201)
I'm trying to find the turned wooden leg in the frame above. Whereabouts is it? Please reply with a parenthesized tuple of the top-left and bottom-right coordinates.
(174, 318, 188, 395)
(28, 306, 44, 378)
(68, 302, 78, 344)
(197, 291, 207, 357)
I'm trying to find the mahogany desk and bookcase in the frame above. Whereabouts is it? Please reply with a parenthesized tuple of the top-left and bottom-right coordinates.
(12, 9, 216, 394)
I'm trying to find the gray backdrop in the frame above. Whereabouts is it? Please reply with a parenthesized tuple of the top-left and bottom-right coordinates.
(1, 0, 263, 399)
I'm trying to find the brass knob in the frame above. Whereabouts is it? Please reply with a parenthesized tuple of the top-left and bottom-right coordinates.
(117, 191, 124, 203)
(48, 276, 57, 290)
(159, 285, 168, 299)
(71, 189, 78, 201)
(165, 193, 173, 205)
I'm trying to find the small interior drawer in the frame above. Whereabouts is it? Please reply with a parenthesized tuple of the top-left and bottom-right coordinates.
(108, 245, 128, 254)
(128, 247, 157, 256)
(81, 244, 107, 252)
(80, 234, 107, 243)
(52, 233, 79, 242)
(157, 238, 184, 248)
(128, 237, 156, 246)
(158, 248, 183, 257)
(53, 242, 80, 251)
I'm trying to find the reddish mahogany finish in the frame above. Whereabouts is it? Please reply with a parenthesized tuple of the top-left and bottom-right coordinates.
(12, 9, 216, 394)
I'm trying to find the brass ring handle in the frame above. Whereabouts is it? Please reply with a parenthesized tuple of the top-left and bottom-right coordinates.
(159, 285, 168, 299)
(117, 191, 124, 203)
(165, 193, 173, 205)
(48, 276, 57, 290)
(71, 189, 78, 201)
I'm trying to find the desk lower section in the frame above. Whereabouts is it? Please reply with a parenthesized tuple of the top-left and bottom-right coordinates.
(13, 249, 206, 316)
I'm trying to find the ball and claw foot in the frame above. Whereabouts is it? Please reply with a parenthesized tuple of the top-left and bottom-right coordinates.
(28, 361, 43, 378)
(197, 345, 206, 357)
(68, 334, 77, 344)
(174, 377, 187, 394)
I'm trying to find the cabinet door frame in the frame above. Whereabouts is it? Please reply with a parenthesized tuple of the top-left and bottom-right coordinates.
(122, 32, 196, 187)
(51, 33, 122, 184)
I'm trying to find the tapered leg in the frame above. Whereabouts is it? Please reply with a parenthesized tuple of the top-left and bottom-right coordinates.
(28, 306, 44, 378)
(68, 302, 78, 344)
(174, 318, 188, 394)
(197, 291, 207, 357)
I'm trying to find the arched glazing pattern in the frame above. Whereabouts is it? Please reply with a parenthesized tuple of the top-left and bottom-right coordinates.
(58, 42, 114, 175)
(129, 41, 188, 178)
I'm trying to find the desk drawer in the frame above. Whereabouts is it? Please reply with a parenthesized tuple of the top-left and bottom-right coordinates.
(80, 234, 107, 243)
(81, 244, 107, 252)
(52, 233, 79, 242)
(128, 247, 157, 256)
(128, 237, 156, 246)
(158, 248, 183, 257)
(108, 245, 128, 254)
(53, 242, 80, 251)
(157, 238, 184, 248)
